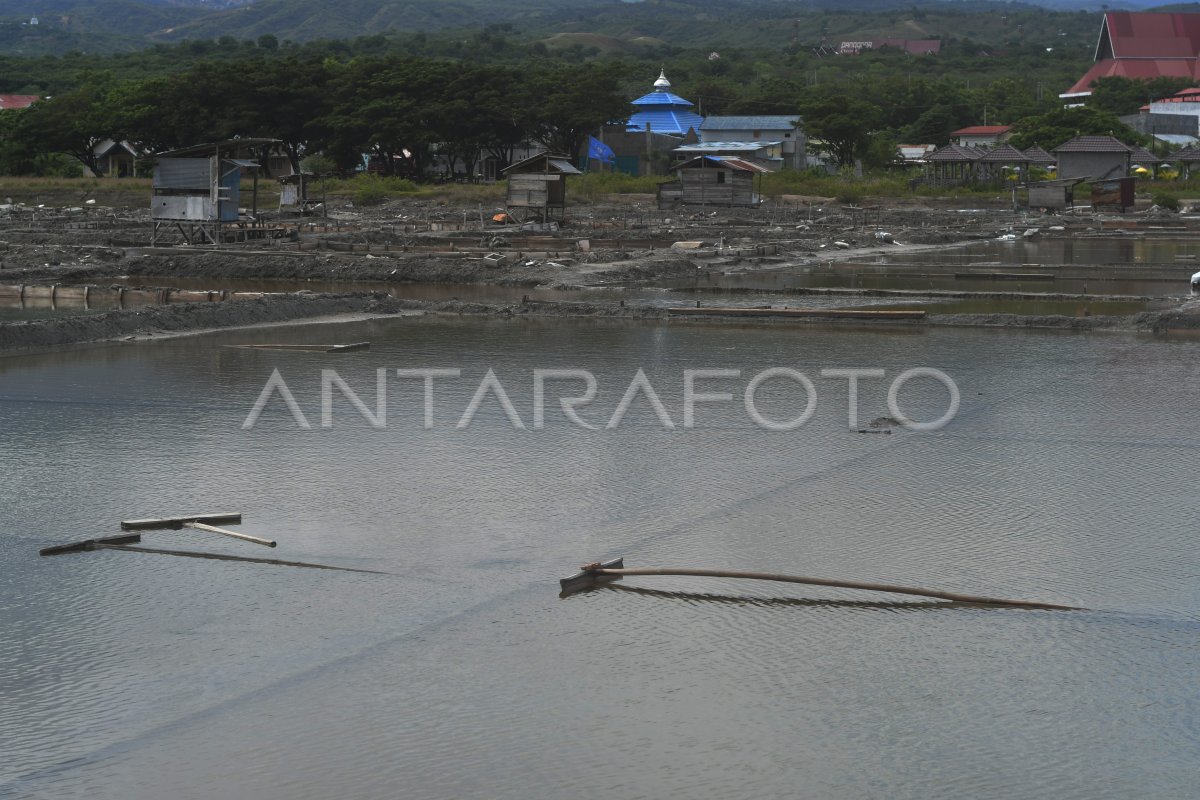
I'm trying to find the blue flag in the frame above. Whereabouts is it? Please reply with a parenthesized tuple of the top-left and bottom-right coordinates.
(588, 135, 615, 165)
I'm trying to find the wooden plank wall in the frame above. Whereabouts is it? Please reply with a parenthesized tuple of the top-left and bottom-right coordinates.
(680, 170, 755, 206)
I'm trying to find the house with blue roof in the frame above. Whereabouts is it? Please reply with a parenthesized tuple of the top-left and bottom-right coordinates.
(698, 115, 806, 170)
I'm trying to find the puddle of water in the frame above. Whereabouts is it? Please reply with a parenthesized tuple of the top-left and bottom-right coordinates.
(879, 298, 1152, 316)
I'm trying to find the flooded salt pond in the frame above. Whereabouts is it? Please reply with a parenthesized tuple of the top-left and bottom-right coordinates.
(2, 318, 1199, 799)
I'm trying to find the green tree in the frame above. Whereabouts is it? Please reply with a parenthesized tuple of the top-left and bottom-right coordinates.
(1007, 106, 1149, 150)
(15, 73, 128, 174)
(798, 86, 882, 167)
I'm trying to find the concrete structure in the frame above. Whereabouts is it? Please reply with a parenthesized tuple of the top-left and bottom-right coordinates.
(1052, 135, 1132, 180)
(591, 123, 696, 177)
(699, 115, 805, 169)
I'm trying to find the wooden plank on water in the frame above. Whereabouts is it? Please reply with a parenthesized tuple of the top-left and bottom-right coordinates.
(559, 557, 625, 596)
(668, 307, 926, 320)
(121, 512, 242, 531)
(224, 342, 370, 353)
(40, 533, 142, 556)
(954, 272, 1055, 281)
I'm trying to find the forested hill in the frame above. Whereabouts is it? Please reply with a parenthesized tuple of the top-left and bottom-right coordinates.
(0, 0, 1140, 56)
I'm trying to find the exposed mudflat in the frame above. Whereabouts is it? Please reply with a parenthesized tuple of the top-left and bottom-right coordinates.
(2, 195, 1198, 351)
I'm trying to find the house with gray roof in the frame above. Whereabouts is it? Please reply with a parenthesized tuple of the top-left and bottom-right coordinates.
(699, 115, 805, 169)
(1052, 135, 1131, 180)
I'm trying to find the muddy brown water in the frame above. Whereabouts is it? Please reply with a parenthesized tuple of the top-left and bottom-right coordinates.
(2, 316, 1198, 799)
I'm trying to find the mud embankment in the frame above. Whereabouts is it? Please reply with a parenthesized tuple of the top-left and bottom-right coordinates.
(5, 290, 1199, 353)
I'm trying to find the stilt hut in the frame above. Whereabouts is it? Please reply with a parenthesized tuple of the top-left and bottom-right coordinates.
(662, 155, 770, 208)
(501, 153, 582, 222)
(149, 138, 279, 245)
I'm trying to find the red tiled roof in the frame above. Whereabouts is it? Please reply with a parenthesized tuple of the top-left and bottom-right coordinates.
(1099, 12, 1200, 60)
(0, 94, 39, 110)
(951, 125, 1012, 136)
(1064, 57, 1199, 96)
(874, 39, 941, 55)
(1065, 13, 1200, 96)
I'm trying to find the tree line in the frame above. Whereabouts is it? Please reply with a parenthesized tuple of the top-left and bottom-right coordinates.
(0, 44, 1181, 179)
(0, 57, 629, 178)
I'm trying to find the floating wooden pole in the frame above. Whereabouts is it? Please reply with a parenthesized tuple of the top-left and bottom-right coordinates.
(559, 560, 1077, 610)
(121, 512, 242, 531)
(40, 533, 142, 557)
(668, 307, 925, 320)
(559, 557, 625, 596)
(225, 342, 370, 353)
(184, 521, 276, 548)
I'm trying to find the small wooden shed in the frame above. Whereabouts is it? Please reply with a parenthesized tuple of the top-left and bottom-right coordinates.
(501, 153, 582, 221)
(149, 138, 279, 245)
(661, 155, 770, 208)
(1027, 177, 1084, 211)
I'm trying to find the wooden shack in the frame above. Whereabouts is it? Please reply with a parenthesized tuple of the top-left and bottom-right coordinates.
(1028, 178, 1084, 211)
(149, 138, 279, 245)
(501, 153, 581, 222)
(662, 155, 770, 208)
(1091, 176, 1135, 212)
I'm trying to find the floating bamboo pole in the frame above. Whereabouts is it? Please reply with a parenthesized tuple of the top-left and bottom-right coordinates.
(184, 521, 276, 548)
(40, 533, 142, 557)
(560, 560, 1077, 610)
(121, 512, 242, 531)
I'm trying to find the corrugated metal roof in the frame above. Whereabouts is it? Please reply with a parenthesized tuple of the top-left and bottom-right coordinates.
(155, 138, 281, 158)
(676, 155, 771, 173)
(631, 90, 695, 107)
(547, 158, 582, 174)
(502, 152, 582, 175)
(700, 116, 801, 130)
(1053, 135, 1132, 153)
(674, 141, 781, 152)
(1156, 135, 1200, 147)
(628, 108, 704, 136)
